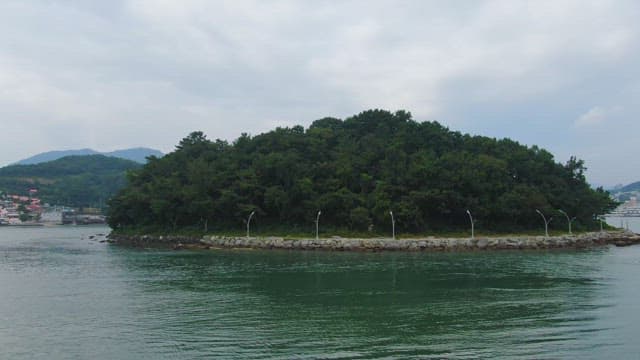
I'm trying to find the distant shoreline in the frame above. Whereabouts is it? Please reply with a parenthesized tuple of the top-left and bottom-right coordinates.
(0, 223, 106, 227)
(108, 230, 640, 252)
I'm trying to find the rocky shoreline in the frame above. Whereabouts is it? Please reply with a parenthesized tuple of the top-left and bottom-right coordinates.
(107, 230, 640, 252)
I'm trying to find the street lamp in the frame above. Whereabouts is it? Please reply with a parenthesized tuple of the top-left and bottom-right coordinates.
(466, 210, 474, 239)
(315, 210, 321, 240)
(594, 213, 605, 232)
(557, 209, 576, 235)
(535, 209, 552, 237)
(389, 211, 395, 240)
(246, 211, 255, 238)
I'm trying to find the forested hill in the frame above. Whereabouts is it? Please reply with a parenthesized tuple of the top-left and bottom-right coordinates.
(611, 180, 640, 202)
(107, 109, 617, 234)
(619, 181, 640, 193)
(0, 155, 141, 209)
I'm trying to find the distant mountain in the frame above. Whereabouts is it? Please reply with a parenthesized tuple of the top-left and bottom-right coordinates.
(16, 149, 100, 165)
(0, 155, 141, 209)
(608, 181, 640, 202)
(104, 148, 164, 163)
(618, 181, 640, 193)
(15, 147, 163, 165)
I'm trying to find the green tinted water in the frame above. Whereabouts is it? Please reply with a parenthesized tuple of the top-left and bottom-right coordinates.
(1, 225, 640, 359)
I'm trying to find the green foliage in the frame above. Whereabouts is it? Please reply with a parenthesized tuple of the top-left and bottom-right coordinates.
(0, 155, 141, 209)
(107, 110, 618, 234)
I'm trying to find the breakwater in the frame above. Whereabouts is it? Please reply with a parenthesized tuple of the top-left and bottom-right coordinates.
(108, 230, 640, 251)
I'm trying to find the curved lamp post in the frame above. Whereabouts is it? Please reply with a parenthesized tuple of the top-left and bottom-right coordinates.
(535, 209, 552, 237)
(599, 216, 604, 232)
(246, 211, 255, 238)
(594, 213, 605, 232)
(466, 210, 475, 239)
(315, 210, 321, 240)
(389, 211, 396, 240)
(557, 209, 575, 235)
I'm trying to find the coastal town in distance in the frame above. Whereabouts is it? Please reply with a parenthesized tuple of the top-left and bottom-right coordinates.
(0, 189, 105, 226)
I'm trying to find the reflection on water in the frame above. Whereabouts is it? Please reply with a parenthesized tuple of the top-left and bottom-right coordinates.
(2, 226, 640, 359)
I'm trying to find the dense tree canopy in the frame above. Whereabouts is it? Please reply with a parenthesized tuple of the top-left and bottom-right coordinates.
(107, 110, 617, 234)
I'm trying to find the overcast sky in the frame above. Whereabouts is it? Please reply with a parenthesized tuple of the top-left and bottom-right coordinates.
(1, 0, 638, 187)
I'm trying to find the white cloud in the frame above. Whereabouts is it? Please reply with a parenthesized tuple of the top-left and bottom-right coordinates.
(574, 106, 623, 128)
(0, 0, 639, 185)
(575, 107, 608, 127)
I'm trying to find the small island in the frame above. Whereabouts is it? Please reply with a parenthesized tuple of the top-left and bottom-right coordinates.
(107, 109, 626, 249)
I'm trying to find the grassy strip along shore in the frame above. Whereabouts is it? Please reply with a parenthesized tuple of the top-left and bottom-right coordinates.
(108, 230, 640, 251)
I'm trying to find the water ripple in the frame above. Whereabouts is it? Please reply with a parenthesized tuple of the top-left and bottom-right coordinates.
(2, 227, 640, 358)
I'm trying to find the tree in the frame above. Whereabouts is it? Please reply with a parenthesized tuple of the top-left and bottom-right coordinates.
(107, 110, 618, 234)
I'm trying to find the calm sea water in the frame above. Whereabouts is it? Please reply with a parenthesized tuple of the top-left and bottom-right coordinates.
(1, 224, 640, 359)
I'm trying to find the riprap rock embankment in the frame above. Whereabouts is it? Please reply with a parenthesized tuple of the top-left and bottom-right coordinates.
(109, 231, 640, 251)
(199, 231, 639, 251)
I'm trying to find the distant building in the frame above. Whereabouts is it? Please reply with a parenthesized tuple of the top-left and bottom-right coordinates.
(41, 209, 64, 224)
